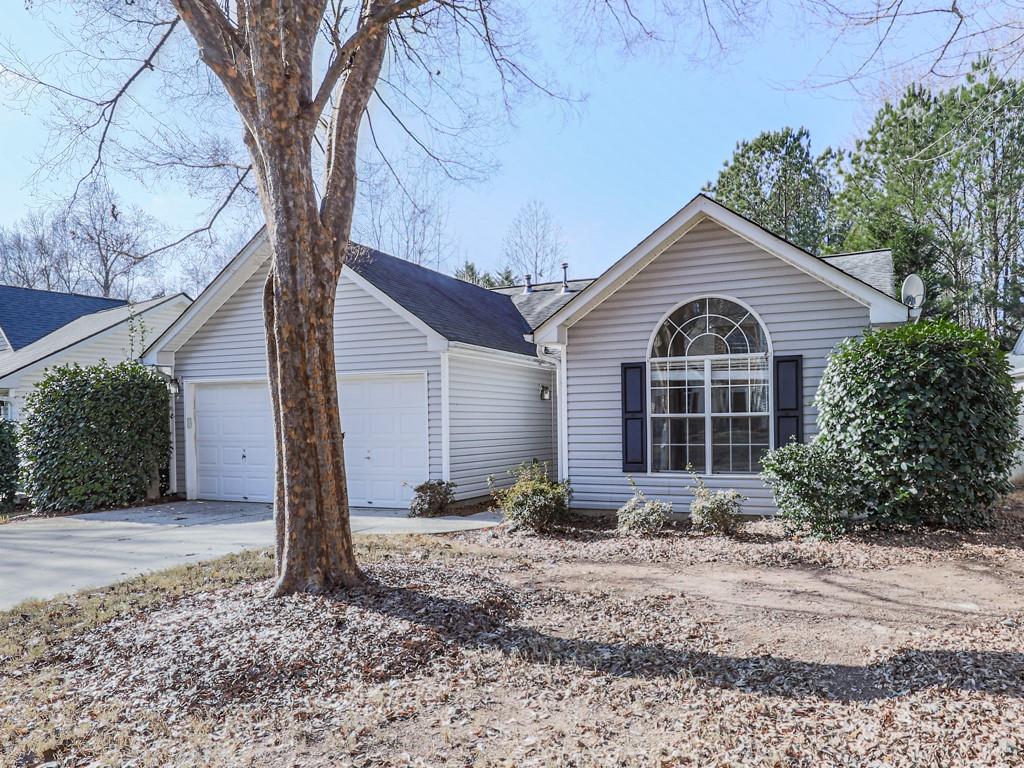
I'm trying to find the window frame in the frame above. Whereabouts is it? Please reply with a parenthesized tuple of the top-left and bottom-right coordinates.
(645, 296, 773, 477)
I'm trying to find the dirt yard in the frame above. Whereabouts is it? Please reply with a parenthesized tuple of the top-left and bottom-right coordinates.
(3, 496, 1024, 767)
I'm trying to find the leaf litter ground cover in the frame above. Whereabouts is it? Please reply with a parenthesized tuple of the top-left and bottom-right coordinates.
(2, 503, 1024, 768)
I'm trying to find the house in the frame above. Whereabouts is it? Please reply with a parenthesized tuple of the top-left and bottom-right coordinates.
(144, 194, 909, 513)
(0, 286, 192, 421)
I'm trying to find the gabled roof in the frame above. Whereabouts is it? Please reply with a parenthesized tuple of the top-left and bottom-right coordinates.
(347, 247, 537, 356)
(145, 231, 546, 362)
(531, 194, 909, 344)
(0, 294, 191, 383)
(0, 285, 126, 350)
(491, 279, 596, 329)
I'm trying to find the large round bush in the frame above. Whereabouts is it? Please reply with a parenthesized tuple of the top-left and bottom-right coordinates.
(21, 361, 171, 513)
(814, 319, 1021, 528)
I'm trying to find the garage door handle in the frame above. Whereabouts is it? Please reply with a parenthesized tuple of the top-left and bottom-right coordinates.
(364, 450, 371, 460)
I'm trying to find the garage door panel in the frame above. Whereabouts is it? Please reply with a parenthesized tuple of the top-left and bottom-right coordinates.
(193, 375, 428, 507)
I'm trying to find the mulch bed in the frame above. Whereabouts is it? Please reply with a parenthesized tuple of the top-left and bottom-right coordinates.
(455, 498, 1024, 570)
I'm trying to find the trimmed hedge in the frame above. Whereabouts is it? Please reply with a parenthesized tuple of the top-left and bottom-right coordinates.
(0, 420, 17, 512)
(764, 320, 1021, 535)
(21, 361, 171, 513)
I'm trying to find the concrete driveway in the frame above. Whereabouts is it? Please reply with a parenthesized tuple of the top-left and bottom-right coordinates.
(0, 500, 500, 611)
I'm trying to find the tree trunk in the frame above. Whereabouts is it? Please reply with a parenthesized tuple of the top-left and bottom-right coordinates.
(263, 229, 360, 595)
(253, 129, 362, 595)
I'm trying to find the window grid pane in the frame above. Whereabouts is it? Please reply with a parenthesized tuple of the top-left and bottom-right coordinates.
(650, 299, 770, 476)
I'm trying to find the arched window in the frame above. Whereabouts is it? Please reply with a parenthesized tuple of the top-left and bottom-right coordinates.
(649, 297, 771, 474)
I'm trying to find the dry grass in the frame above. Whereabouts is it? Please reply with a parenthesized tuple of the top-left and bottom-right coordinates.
(2, 527, 1023, 767)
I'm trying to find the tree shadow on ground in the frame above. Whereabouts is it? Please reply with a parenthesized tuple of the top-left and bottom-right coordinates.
(344, 575, 1024, 704)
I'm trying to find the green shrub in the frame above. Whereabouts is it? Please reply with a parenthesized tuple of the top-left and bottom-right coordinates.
(616, 478, 671, 536)
(688, 474, 745, 536)
(20, 361, 171, 513)
(492, 461, 571, 533)
(813, 319, 1021, 529)
(0, 420, 18, 512)
(761, 441, 862, 538)
(408, 479, 457, 517)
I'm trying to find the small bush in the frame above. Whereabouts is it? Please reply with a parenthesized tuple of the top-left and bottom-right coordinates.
(0, 420, 18, 512)
(20, 361, 171, 513)
(408, 479, 456, 517)
(761, 441, 862, 538)
(815, 319, 1021, 529)
(616, 478, 671, 536)
(492, 461, 571, 533)
(688, 474, 745, 536)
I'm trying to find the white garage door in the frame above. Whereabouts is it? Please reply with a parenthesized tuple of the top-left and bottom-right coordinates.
(191, 375, 428, 506)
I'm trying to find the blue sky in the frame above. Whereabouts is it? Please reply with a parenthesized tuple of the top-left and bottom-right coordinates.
(0, 4, 912, 284)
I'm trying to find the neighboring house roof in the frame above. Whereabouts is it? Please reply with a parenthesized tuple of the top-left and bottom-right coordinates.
(347, 247, 538, 356)
(820, 249, 896, 297)
(491, 279, 596, 329)
(531, 194, 909, 344)
(0, 294, 191, 384)
(0, 284, 127, 350)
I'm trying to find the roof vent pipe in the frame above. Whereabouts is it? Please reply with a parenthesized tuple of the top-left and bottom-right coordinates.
(523, 274, 533, 294)
(560, 262, 570, 294)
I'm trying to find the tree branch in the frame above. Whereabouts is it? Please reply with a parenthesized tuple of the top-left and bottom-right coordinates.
(309, 0, 432, 123)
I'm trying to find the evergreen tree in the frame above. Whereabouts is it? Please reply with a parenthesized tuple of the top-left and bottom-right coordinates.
(840, 63, 1024, 345)
(705, 127, 844, 254)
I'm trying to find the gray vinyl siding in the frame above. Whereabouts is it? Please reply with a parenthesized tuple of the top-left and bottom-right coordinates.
(173, 258, 444, 488)
(565, 218, 871, 515)
(448, 352, 556, 499)
(174, 389, 185, 491)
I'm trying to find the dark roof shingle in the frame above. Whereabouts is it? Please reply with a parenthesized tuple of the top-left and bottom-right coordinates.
(346, 248, 538, 356)
(0, 285, 126, 350)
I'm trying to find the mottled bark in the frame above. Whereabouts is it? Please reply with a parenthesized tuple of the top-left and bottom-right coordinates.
(173, 0, 393, 594)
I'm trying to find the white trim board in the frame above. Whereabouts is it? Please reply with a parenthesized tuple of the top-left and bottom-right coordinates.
(531, 195, 908, 345)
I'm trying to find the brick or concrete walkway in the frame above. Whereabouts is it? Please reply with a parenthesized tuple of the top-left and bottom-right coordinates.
(0, 500, 500, 610)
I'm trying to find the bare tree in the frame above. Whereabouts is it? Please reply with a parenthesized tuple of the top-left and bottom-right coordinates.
(0, 183, 156, 299)
(2, 0, 763, 596)
(68, 181, 157, 298)
(354, 159, 455, 269)
(502, 200, 565, 282)
(802, 2, 1024, 84)
(0, 211, 81, 293)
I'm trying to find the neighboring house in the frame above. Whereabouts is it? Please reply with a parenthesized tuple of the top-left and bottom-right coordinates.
(0, 286, 192, 421)
(144, 194, 909, 513)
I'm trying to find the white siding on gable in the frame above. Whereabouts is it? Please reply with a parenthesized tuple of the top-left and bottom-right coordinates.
(447, 351, 556, 499)
(565, 218, 871, 514)
(173, 259, 444, 488)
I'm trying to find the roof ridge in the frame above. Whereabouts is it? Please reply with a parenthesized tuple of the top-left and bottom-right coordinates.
(0, 283, 127, 303)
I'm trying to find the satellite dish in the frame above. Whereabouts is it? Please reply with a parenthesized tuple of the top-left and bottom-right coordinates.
(901, 273, 925, 309)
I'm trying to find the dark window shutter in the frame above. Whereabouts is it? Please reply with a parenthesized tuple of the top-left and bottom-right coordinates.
(621, 362, 647, 472)
(774, 355, 803, 447)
